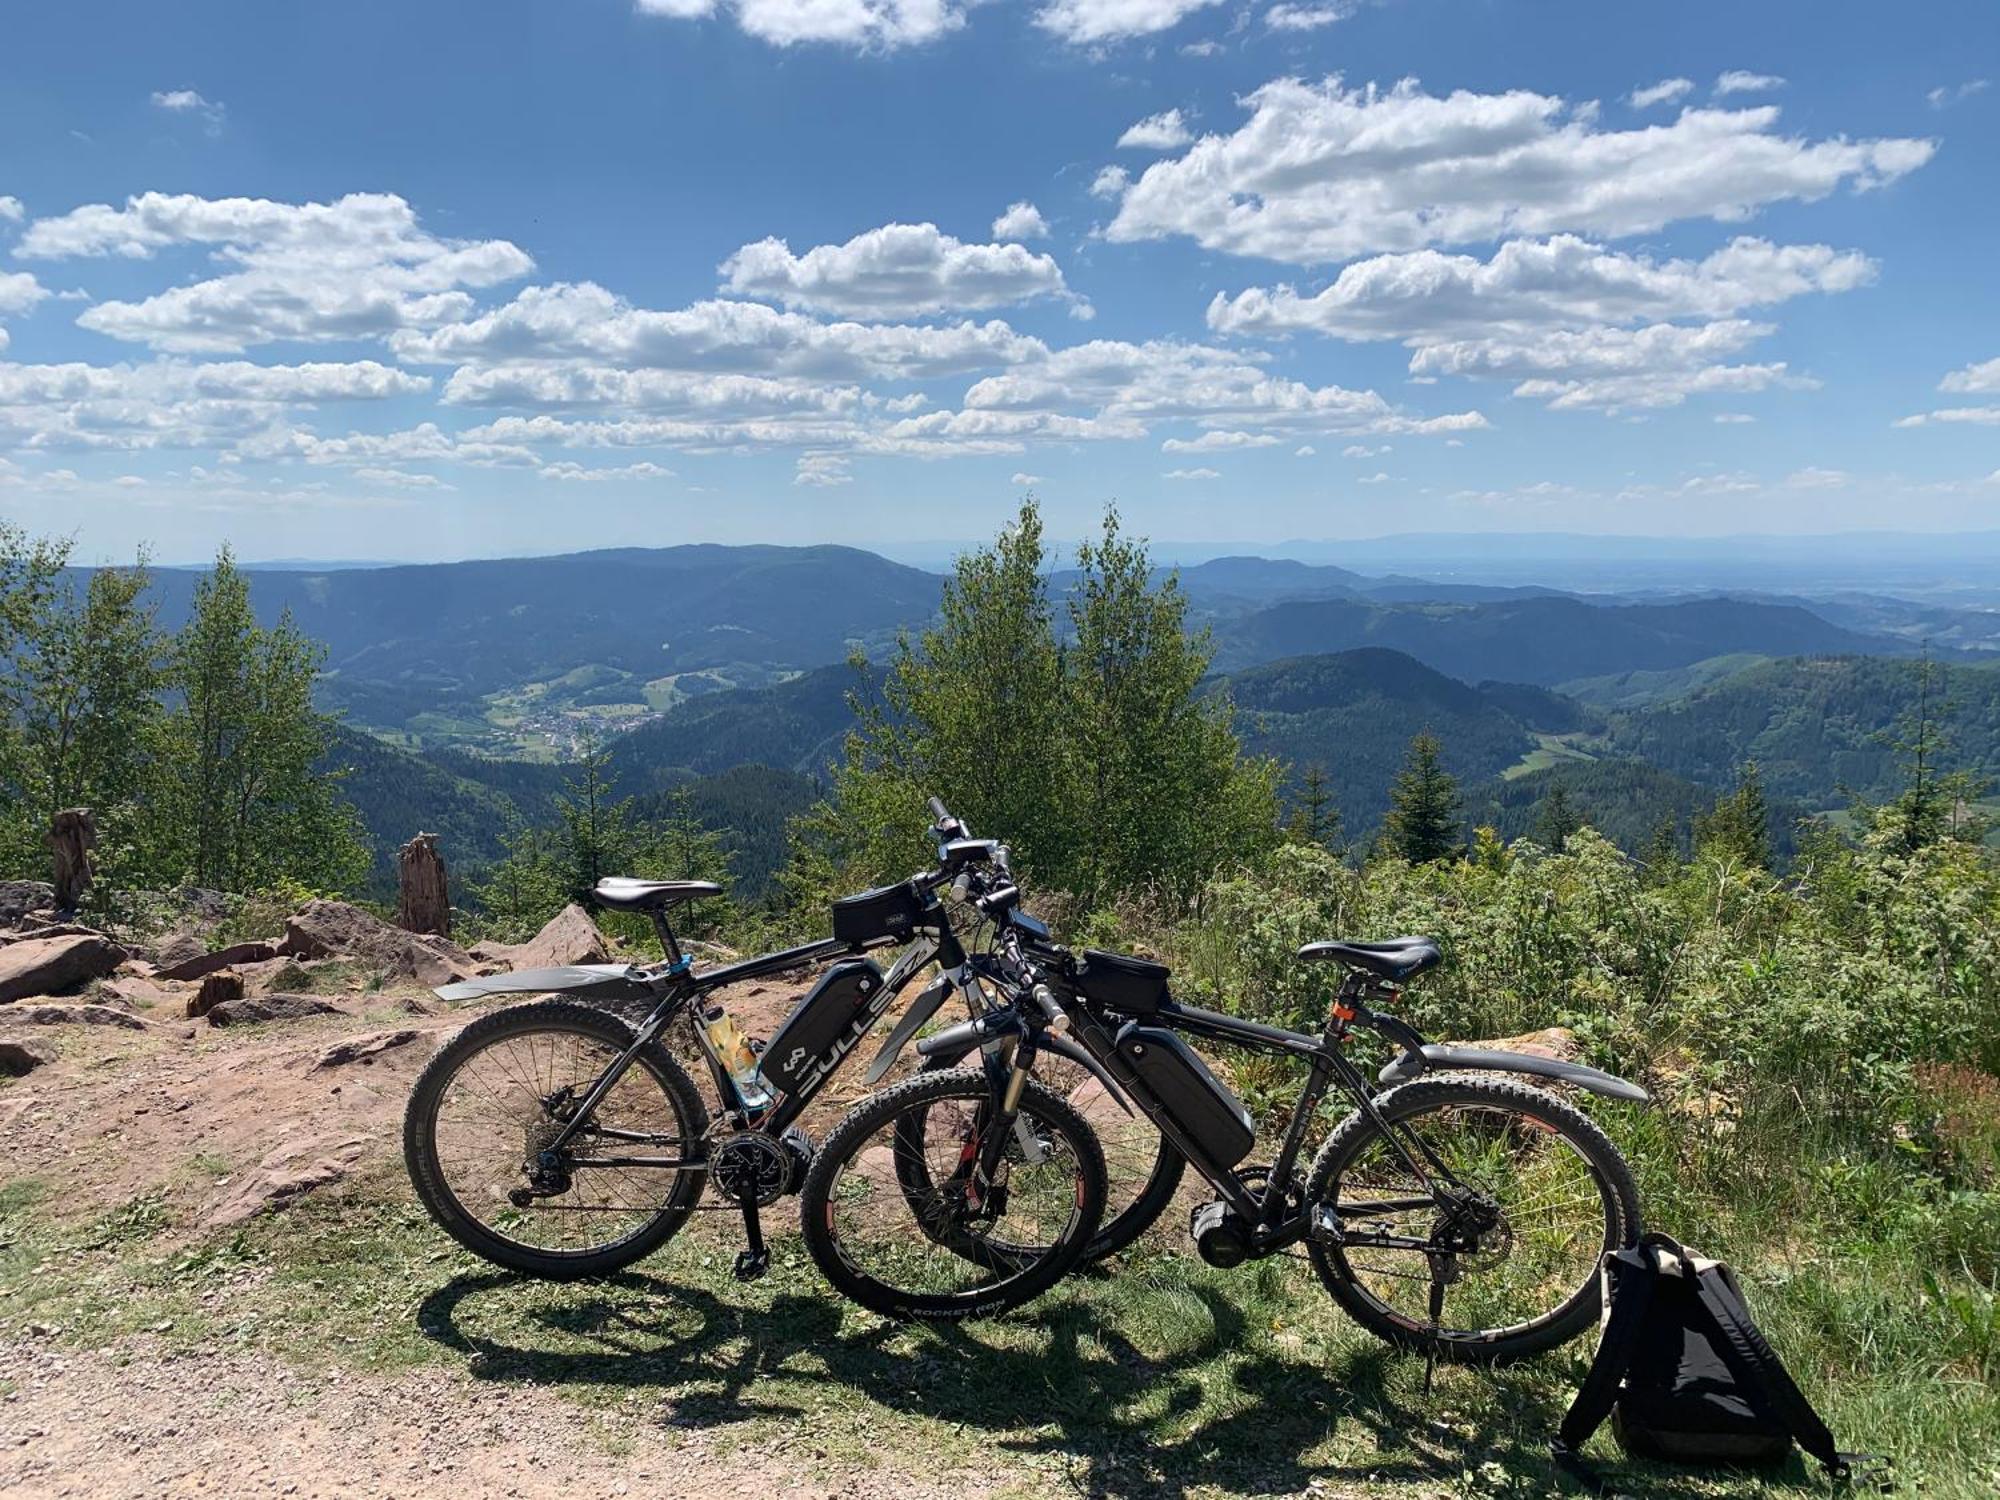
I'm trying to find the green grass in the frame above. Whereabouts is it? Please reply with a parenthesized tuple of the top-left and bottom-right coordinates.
(3, 1159, 1994, 1497)
(1501, 734, 1598, 782)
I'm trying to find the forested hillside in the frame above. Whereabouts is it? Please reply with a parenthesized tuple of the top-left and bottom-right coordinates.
(1211, 594, 1903, 683)
(1602, 654, 2000, 809)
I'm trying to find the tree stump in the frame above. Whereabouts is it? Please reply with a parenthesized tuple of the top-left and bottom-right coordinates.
(48, 808, 97, 914)
(397, 833, 451, 938)
(187, 967, 244, 1020)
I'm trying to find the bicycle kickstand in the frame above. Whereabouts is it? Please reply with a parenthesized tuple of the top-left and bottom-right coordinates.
(733, 1192, 770, 1283)
(1421, 1257, 1448, 1397)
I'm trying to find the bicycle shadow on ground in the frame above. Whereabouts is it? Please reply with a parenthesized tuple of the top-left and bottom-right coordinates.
(413, 1268, 1824, 1499)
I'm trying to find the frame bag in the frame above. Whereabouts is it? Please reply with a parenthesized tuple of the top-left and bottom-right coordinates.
(1553, 1233, 1878, 1490)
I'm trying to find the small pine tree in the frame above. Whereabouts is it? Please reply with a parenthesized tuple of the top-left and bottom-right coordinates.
(1534, 783, 1583, 852)
(1643, 813, 1684, 881)
(1385, 730, 1462, 864)
(1287, 763, 1343, 851)
(1695, 760, 1771, 869)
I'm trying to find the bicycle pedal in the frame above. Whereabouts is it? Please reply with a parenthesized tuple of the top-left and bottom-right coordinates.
(733, 1248, 771, 1283)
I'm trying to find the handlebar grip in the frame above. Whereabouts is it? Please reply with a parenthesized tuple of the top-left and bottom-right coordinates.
(915, 1012, 1008, 1057)
(1030, 983, 1071, 1035)
(928, 796, 949, 819)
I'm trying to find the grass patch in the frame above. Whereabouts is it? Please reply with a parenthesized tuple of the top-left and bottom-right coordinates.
(4, 1162, 1996, 1497)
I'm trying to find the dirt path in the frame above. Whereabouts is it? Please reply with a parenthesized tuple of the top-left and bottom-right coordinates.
(0, 1338, 991, 1500)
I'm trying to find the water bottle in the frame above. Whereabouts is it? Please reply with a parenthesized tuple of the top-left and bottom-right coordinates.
(701, 1005, 775, 1114)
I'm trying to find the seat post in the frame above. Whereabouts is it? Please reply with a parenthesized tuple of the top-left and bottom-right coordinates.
(650, 909, 686, 969)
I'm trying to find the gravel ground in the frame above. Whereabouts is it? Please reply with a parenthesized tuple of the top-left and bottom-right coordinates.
(0, 1336, 990, 1500)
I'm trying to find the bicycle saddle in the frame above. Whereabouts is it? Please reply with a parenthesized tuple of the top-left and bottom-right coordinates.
(593, 877, 724, 912)
(1296, 936, 1441, 981)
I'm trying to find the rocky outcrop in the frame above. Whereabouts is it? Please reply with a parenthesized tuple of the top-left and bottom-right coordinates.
(310, 1029, 422, 1071)
(0, 880, 56, 929)
(0, 1036, 59, 1076)
(10, 1003, 148, 1030)
(277, 900, 475, 988)
(206, 993, 343, 1027)
(154, 941, 281, 984)
(150, 930, 208, 970)
(201, 1131, 370, 1227)
(470, 903, 611, 971)
(0, 933, 128, 1003)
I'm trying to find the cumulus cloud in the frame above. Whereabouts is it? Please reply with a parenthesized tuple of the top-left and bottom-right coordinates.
(992, 201, 1050, 240)
(1010, 471, 1044, 485)
(1928, 80, 1990, 109)
(1629, 78, 1694, 109)
(1266, 3, 1353, 31)
(634, 0, 964, 49)
(151, 88, 225, 134)
(537, 460, 675, 482)
(1089, 165, 1131, 200)
(1118, 110, 1192, 150)
(1035, 0, 1225, 45)
(19, 192, 533, 352)
(719, 221, 1072, 318)
(1940, 356, 2000, 394)
(1714, 70, 1786, 96)
(391, 281, 1046, 382)
(1161, 429, 1280, 451)
(1163, 466, 1221, 480)
(1894, 407, 2000, 428)
(1102, 77, 1933, 265)
(794, 452, 853, 485)
(0, 270, 48, 350)
(0, 196, 23, 223)
(1208, 236, 1874, 343)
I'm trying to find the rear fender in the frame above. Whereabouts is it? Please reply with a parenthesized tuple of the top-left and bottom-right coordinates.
(434, 964, 652, 1004)
(1378, 1044, 1650, 1104)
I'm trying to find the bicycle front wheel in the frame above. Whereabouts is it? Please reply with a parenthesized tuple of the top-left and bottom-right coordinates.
(1305, 1075, 1640, 1364)
(799, 1067, 1106, 1321)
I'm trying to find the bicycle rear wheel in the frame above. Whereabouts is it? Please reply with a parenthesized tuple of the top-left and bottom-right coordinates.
(799, 1067, 1105, 1321)
(1305, 1075, 1640, 1363)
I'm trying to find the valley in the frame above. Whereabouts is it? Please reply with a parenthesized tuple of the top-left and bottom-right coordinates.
(88, 540, 1992, 896)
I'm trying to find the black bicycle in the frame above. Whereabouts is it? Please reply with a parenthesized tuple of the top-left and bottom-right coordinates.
(402, 802, 1106, 1319)
(852, 873, 1651, 1364)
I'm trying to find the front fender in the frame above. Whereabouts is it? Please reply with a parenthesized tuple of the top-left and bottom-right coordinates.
(434, 964, 651, 1004)
(1378, 1044, 1650, 1104)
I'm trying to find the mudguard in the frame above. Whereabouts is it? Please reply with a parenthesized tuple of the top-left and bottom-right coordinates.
(1377, 1044, 1651, 1104)
(434, 964, 653, 1004)
(862, 976, 952, 1085)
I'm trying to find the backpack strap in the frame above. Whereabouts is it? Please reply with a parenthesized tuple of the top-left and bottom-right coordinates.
(1681, 1254, 1882, 1485)
(1551, 1247, 1658, 1491)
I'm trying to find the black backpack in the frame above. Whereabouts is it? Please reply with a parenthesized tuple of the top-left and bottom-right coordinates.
(1553, 1233, 1879, 1489)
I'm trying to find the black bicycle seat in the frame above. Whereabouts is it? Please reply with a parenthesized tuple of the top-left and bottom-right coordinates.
(1296, 937, 1441, 981)
(593, 877, 724, 912)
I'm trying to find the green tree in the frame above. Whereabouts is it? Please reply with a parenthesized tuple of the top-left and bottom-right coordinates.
(1696, 760, 1771, 869)
(1384, 729, 1462, 864)
(1864, 649, 1990, 853)
(1643, 812, 1684, 882)
(1059, 506, 1278, 907)
(1534, 783, 1583, 853)
(0, 524, 71, 868)
(156, 547, 365, 892)
(1286, 763, 1343, 852)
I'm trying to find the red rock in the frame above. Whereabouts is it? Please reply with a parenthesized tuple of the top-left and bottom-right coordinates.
(154, 941, 281, 983)
(310, 1029, 422, 1071)
(11, 1003, 148, 1030)
(0, 1036, 59, 1075)
(0, 933, 128, 1003)
(205, 993, 343, 1027)
(471, 903, 612, 971)
(277, 899, 475, 987)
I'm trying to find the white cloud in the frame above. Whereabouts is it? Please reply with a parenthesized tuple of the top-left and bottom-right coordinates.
(1713, 412, 1756, 423)
(0, 270, 48, 346)
(1629, 78, 1694, 109)
(1035, 0, 1225, 45)
(1161, 429, 1280, 451)
(1163, 466, 1221, 480)
(1103, 77, 1932, 265)
(1089, 165, 1131, 200)
(1209, 236, 1874, 343)
(992, 201, 1050, 240)
(20, 192, 533, 353)
(1118, 110, 1192, 150)
(1341, 443, 1387, 457)
(634, 0, 964, 49)
(1714, 70, 1786, 96)
(537, 460, 675, 482)
(1180, 38, 1223, 57)
(1940, 357, 2000, 394)
(392, 281, 1046, 382)
(1514, 360, 1808, 412)
(1266, 3, 1353, 31)
(353, 466, 455, 489)
(1355, 470, 1390, 484)
(150, 88, 225, 134)
(1894, 407, 2000, 428)
(0, 196, 23, 223)
(1010, 471, 1044, 485)
(440, 363, 861, 419)
(1785, 466, 1849, 489)
(1928, 80, 1990, 109)
(794, 452, 852, 485)
(719, 221, 1071, 318)
(1294, 444, 1315, 455)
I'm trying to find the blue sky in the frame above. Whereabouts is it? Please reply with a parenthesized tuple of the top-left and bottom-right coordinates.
(0, 0, 1995, 563)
